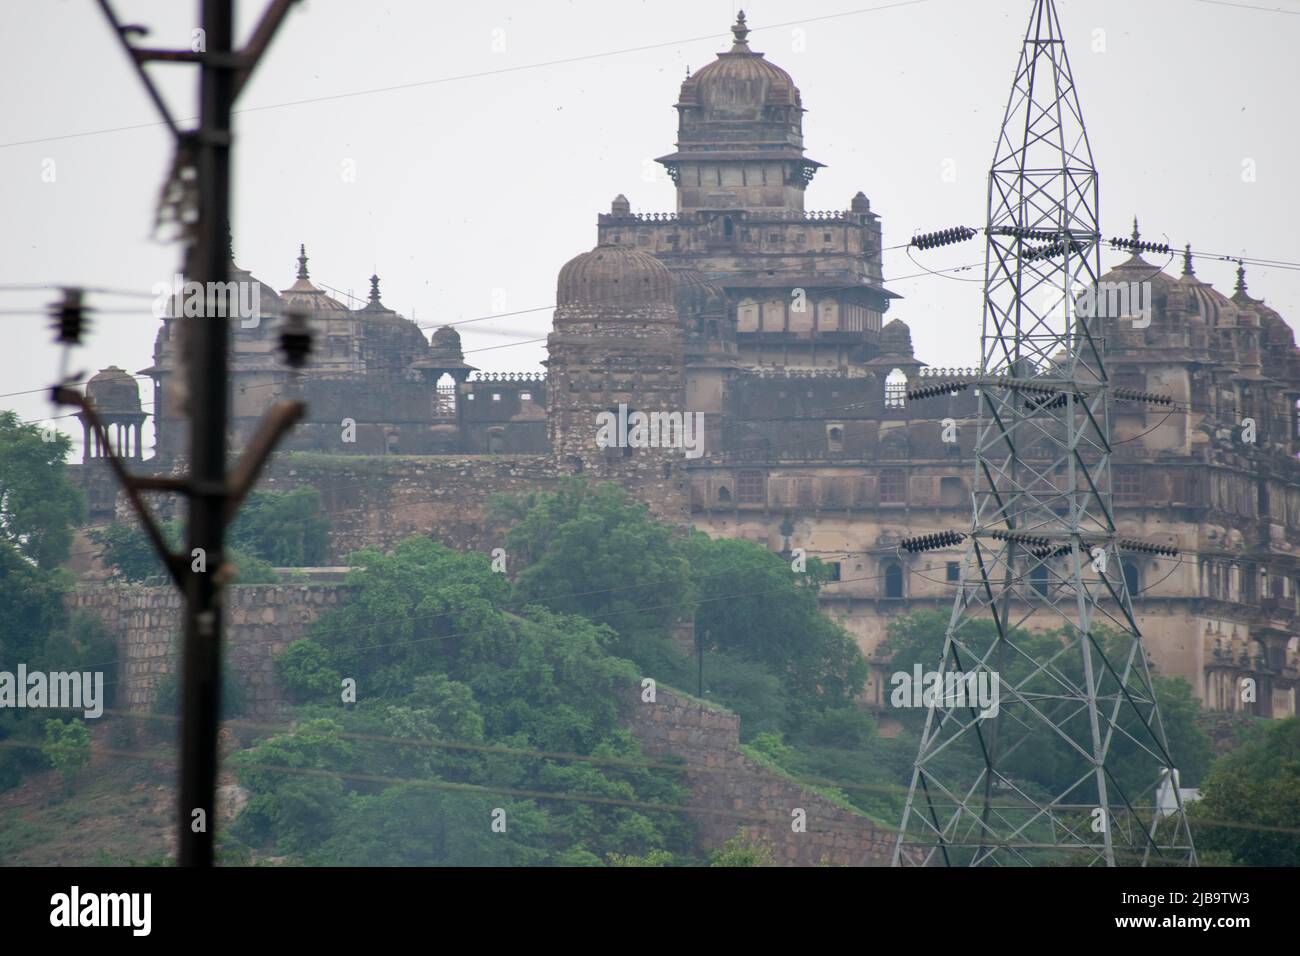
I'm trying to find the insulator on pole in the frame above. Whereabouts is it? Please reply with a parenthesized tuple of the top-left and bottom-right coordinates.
(910, 226, 978, 250)
(1112, 387, 1173, 406)
(50, 288, 88, 346)
(1116, 538, 1179, 558)
(906, 380, 972, 401)
(279, 307, 313, 369)
(988, 529, 1051, 550)
(1025, 391, 1070, 411)
(900, 530, 967, 553)
(1109, 236, 1170, 255)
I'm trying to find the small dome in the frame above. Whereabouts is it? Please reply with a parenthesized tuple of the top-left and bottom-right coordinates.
(880, 318, 914, 358)
(556, 243, 674, 311)
(670, 265, 727, 319)
(429, 325, 465, 362)
(680, 12, 801, 114)
(86, 366, 142, 414)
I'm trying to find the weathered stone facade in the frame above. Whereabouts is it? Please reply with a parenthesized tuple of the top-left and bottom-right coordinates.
(65, 585, 348, 718)
(257, 454, 563, 561)
(546, 244, 691, 524)
(77, 14, 1300, 718)
(623, 684, 901, 865)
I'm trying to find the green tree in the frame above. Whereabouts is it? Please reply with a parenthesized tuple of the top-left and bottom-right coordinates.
(1192, 717, 1300, 866)
(709, 834, 775, 866)
(0, 411, 84, 569)
(92, 518, 278, 584)
(0, 413, 84, 791)
(42, 718, 91, 793)
(88, 520, 172, 583)
(229, 488, 331, 566)
(257, 534, 695, 865)
(505, 481, 696, 658)
(230, 717, 355, 855)
(685, 532, 867, 709)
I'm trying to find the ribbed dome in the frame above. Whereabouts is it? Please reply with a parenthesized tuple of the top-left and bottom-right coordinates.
(679, 12, 800, 115)
(670, 266, 727, 318)
(86, 366, 142, 414)
(1185, 281, 1233, 325)
(556, 243, 674, 312)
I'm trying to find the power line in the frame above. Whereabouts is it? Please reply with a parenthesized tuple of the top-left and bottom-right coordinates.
(0, 1, 931, 151)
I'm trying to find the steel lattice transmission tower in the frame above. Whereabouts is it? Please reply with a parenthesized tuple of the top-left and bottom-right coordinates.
(892, 0, 1196, 866)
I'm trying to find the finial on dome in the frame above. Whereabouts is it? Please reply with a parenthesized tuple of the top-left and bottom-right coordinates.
(368, 273, 382, 307)
(297, 244, 310, 280)
(1235, 259, 1247, 295)
(1131, 216, 1140, 249)
(730, 10, 750, 50)
(1182, 243, 1194, 277)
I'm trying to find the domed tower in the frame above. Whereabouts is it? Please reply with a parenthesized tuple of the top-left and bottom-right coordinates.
(1096, 221, 1205, 456)
(656, 11, 821, 215)
(138, 232, 283, 463)
(79, 366, 146, 462)
(280, 244, 360, 376)
(353, 274, 432, 378)
(546, 243, 690, 522)
(414, 324, 478, 422)
(594, 12, 895, 373)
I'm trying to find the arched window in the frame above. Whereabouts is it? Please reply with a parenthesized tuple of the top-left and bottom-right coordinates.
(883, 560, 904, 599)
(884, 368, 908, 408)
(717, 485, 732, 503)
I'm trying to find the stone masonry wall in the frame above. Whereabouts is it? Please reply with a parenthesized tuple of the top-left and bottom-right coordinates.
(71, 583, 905, 864)
(259, 453, 563, 560)
(66, 585, 351, 719)
(624, 685, 903, 866)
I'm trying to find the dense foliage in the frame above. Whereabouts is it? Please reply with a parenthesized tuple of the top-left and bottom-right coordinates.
(232, 482, 890, 863)
(242, 535, 693, 864)
(1192, 717, 1300, 865)
(0, 413, 106, 791)
(91, 486, 330, 584)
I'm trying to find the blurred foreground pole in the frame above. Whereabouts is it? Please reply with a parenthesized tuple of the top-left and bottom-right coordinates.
(178, 0, 234, 868)
(91, 0, 300, 868)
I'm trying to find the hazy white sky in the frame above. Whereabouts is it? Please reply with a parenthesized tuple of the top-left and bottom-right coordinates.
(3, 0, 1298, 454)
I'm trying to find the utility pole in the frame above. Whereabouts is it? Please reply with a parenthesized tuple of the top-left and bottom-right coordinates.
(61, 0, 305, 867)
(179, 0, 235, 869)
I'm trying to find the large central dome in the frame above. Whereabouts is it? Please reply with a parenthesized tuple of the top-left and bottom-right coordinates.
(656, 12, 822, 212)
(678, 11, 801, 116)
